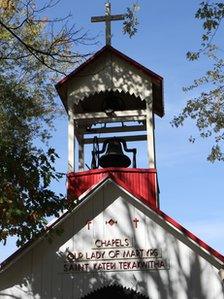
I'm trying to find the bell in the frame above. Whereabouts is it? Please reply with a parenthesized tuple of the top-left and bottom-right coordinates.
(99, 138, 131, 168)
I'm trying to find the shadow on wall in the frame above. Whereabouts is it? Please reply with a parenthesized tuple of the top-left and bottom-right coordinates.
(0, 185, 223, 299)
(81, 284, 148, 298)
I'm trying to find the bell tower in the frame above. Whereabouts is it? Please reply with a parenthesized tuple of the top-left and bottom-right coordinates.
(2, 4, 224, 299)
(55, 2, 164, 208)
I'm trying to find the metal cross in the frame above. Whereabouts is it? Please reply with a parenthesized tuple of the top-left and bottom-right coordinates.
(91, 1, 125, 45)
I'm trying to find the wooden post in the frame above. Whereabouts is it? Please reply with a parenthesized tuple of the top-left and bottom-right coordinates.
(146, 84, 155, 169)
(152, 114, 157, 168)
(105, 2, 111, 45)
(78, 134, 84, 171)
(68, 100, 75, 172)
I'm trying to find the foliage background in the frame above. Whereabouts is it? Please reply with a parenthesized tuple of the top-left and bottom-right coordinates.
(1, 0, 224, 260)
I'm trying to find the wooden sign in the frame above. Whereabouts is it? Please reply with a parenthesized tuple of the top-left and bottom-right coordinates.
(61, 238, 170, 273)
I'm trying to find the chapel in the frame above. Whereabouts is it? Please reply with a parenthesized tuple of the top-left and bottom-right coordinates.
(0, 2, 224, 299)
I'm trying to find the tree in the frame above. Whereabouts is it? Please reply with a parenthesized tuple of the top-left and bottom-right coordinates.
(0, 0, 140, 246)
(123, 2, 140, 37)
(171, 1, 224, 162)
(0, 76, 67, 246)
(0, 0, 93, 246)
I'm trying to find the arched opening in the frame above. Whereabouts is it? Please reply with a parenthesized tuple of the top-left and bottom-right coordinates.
(82, 285, 148, 299)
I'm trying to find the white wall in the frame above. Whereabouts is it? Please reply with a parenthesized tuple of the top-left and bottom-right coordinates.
(0, 180, 223, 299)
(68, 51, 152, 105)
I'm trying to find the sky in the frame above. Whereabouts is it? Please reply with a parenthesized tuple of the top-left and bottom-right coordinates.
(1, 0, 224, 262)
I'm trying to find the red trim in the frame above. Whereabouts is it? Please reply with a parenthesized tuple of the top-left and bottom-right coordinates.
(1, 171, 223, 272)
(0, 210, 70, 271)
(0, 175, 111, 272)
(154, 209, 224, 263)
(68, 168, 158, 209)
(67, 169, 224, 263)
(67, 167, 157, 177)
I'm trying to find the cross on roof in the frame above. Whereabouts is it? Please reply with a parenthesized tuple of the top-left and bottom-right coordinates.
(91, 1, 125, 45)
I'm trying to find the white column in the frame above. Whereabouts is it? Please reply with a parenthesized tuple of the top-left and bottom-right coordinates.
(68, 100, 75, 172)
(78, 135, 84, 171)
(152, 113, 157, 168)
(146, 84, 155, 169)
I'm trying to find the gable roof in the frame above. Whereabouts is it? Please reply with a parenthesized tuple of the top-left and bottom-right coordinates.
(55, 45, 164, 117)
(1, 174, 223, 273)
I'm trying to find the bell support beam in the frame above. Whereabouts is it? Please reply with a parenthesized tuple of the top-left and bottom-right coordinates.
(84, 134, 147, 144)
(75, 116, 146, 126)
(73, 110, 146, 120)
(68, 100, 156, 170)
(73, 110, 146, 127)
(84, 124, 146, 134)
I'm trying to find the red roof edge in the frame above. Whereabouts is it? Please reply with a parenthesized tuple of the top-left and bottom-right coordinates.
(0, 212, 67, 272)
(69, 172, 224, 264)
(55, 46, 108, 88)
(154, 208, 224, 263)
(106, 175, 223, 263)
(55, 45, 163, 89)
(1, 175, 223, 272)
(55, 45, 165, 118)
(67, 167, 157, 177)
(0, 174, 111, 272)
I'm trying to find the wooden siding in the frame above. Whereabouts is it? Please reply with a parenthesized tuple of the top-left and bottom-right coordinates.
(55, 45, 164, 117)
(0, 181, 223, 299)
(67, 168, 158, 208)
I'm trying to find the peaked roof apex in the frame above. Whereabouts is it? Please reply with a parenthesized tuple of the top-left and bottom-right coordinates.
(1, 175, 223, 274)
(56, 45, 163, 88)
(55, 46, 164, 117)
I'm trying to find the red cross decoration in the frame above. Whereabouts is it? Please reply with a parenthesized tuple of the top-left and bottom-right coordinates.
(86, 220, 92, 230)
(133, 218, 139, 229)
